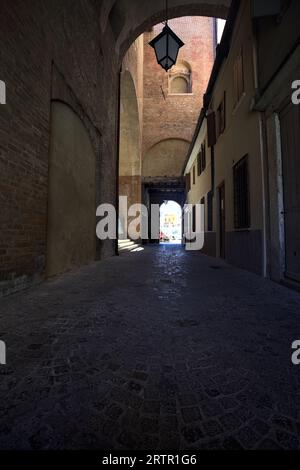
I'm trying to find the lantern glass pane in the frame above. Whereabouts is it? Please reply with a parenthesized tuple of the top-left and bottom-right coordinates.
(160, 57, 170, 70)
(154, 34, 167, 62)
(168, 34, 180, 62)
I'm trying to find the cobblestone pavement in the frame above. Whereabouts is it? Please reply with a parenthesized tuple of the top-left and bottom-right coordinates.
(0, 245, 300, 450)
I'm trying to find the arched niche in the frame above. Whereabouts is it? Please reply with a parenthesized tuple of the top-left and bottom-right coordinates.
(46, 101, 96, 277)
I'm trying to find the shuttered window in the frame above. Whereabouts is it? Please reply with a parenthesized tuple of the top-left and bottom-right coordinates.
(197, 151, 201, 176)
(233, 155, 250, 229)
(217, 92, 226, 136)
(233, 48, 244, 106)
(207, 111, 216, 148)
(197, 143, 206, 177)
(186, 173, 191, 192)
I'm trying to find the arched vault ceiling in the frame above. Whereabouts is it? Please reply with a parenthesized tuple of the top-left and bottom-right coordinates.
(101, 0, 231, 60)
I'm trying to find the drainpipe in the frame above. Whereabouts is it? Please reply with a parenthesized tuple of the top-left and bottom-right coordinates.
(115, 67, 122, 256)
(252, 26, 269, 278)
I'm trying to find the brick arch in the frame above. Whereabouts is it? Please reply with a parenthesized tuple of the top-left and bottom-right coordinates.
(143, 138, 190, 178)
(105, 0, 230, 61)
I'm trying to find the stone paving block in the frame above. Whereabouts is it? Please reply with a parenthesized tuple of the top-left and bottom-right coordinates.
(181, 406, 202, 423)
(0, 246, 300, 449)
(235, 426, 261, 449)
(201, 419, 223, 437)
(181, 425, 204, 444)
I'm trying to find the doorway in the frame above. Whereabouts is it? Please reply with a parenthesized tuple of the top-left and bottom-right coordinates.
(280, 101, 300, 282)
(159, 201, 182, 245)
(218, 182, 226, 259)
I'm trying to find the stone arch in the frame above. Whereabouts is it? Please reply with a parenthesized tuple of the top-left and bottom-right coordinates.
(46, 101, 97, 277)
(174, 60, 192, 73)
(143, 138, 190, 178)
(109, 1, 126, 41)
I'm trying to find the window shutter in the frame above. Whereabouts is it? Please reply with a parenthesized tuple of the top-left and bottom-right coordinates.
(238, 50, 244, 99)
(233, 59, 238, 105)
(207, 112, 216, 148)
(251, 0, 281, 18)
(201, 143, 206, 172)
(221, 92, 226, 133)
(234, 49, 244, 106)
(197, 151, 201, 176)
(186, 173, 191, 192)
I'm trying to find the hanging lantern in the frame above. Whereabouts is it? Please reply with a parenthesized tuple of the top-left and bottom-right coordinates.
(149, 1, 184, 72)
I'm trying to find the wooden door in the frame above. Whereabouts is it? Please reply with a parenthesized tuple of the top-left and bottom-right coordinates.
(219, 183, 226, 259)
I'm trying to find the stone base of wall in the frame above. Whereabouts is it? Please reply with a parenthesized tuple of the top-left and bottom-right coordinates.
(226, 230, 263, 275)
(0, 274, 42, 299)
(119, 175, 142, 239)
(201, 232, 217, 258)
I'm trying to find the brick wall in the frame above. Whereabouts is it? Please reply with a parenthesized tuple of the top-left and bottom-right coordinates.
(0, 0, 119, 295)
(142, 17, 215, 175)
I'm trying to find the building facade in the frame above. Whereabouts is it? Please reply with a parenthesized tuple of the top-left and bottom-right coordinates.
(184, 0, 300, 284)
(184, 0, 264, 275)
(254, 0, 300, 286)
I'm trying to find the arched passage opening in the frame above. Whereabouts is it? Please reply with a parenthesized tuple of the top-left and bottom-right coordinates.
(100, 0, 230, 61)
(160, 200, 183, 244)
(116, 5, 228, 248)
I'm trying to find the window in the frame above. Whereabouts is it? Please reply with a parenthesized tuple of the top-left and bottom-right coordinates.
(192, 205, 196, 233)
(193, 165, 196, 185)
(201, 197, 205, 231)
(186, 172, 191, 192)
(233, 155, 250, 229)
(169, 61, 192, 95)
(233, 48, 244, 106)
(217, 92, 226, 136)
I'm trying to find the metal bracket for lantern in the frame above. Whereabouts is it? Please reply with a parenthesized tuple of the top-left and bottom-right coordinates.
(149, 1, 184, 72)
